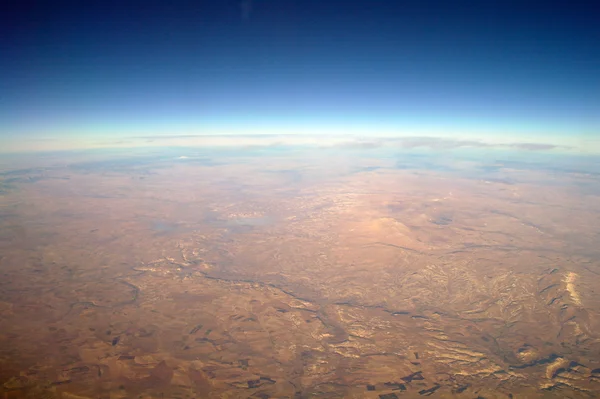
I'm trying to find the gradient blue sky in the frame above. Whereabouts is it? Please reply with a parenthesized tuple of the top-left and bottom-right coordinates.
(1, 0, 599, 152)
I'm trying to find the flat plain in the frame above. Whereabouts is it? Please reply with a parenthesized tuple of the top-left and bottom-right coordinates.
(1, 147, 600, 398)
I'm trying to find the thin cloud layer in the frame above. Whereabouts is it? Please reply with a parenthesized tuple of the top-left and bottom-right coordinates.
(509, 143, 560, 151)
(128, 135, 569, 152)
(0, 134, 572, 153)
(329, 137, 567, 151)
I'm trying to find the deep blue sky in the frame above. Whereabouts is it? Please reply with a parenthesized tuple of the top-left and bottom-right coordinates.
(1, 0, 599, 151)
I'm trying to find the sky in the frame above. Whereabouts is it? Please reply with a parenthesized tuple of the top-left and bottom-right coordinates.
(1, 0, 599, 152)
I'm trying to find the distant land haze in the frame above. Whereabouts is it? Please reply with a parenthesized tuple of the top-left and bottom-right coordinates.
(0, 132, 597, 154)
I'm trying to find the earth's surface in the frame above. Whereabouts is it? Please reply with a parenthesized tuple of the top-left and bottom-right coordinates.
(1, 145, 600, 398)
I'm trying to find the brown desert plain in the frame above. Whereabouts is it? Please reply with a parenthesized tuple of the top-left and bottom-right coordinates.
(1, 146, 600, 399)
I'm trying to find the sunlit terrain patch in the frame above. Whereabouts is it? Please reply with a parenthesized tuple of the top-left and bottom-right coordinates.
(564, 272, 581, 305)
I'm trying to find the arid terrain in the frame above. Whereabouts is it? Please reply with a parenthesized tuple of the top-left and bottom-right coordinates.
(1, 146, 600, 398)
